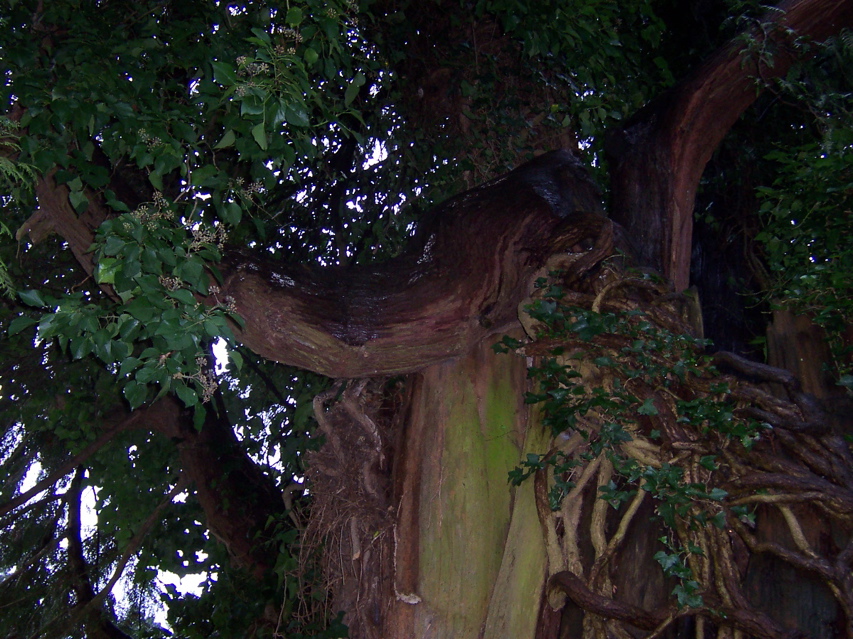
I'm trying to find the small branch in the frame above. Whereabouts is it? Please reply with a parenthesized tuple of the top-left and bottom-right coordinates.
(729, 472, 853, 516)
(727, 491, 827, 506)
(558, 451, 605, 577)
(0, 413, 141, 519)
(70, 477, 188, 624)
(588, 480, 647, 586)
(590, 457, 613, 561)
(777, 504, 819, 559)
(729, 516, 836, 582)
(549, 570, 671, 631)
(713, 351, 799, 389)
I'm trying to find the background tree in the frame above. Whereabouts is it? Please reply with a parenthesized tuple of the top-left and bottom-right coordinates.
(1, 1, 851, 638)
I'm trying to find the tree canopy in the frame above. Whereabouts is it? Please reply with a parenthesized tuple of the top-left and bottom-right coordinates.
(1, 0, 851, 637)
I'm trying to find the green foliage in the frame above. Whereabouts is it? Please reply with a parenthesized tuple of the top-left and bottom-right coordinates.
(476, 0, 673, 136)
(654, 536, 704, 609)
(0, 117, 37, 297)
(503, 278, 757, 610)
(17, 199, 240, 413)
(1, 0, 850, 635)
(756, 136, 853, 379)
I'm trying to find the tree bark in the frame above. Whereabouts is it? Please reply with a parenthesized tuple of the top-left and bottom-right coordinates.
(220, 151, 606, 377)
(608, 0, 853, 290)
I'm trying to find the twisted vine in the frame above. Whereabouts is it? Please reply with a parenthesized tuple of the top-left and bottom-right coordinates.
(503, 239, 852, 638)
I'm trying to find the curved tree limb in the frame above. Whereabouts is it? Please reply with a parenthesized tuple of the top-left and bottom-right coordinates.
(220, 151, 608, 377)
(550, 570, 670, 631)
(608, 0, 853, 289)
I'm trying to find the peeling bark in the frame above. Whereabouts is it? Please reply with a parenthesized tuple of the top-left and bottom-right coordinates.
(220, 150, 607, 377)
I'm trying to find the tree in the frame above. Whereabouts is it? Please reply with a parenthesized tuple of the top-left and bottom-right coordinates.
(1, 1, 851, 638)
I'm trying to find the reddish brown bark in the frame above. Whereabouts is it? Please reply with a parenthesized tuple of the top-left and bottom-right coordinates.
(220, 151, 606, 377)
(608, 0, 853, 290)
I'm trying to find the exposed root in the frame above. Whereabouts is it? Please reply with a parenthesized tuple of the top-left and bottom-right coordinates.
(299, 378, 405, 639)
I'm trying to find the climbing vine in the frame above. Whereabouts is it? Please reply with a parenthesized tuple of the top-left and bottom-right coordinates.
(499, 246, 853, 637)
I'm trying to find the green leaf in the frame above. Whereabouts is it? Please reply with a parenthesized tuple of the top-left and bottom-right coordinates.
(191, 164, 218, 186)
(149, 171, 164, 191)
(222, 201, 242, 225)
(214, 129, 236, 149)
(251, 122, 268, 150)
(119, 357, 142, 378)
(70, 336, 93, 360)
(229, 349, 243, 371)
(285, 105, 310, 128)
(344, 78, 362, 106)
(175, 381, 199, 407)
(699, 455, 718, 471)
(240, 97, 266, 116)
(167, 288, 198, 306)
(69, 189, 88, 213)
(707, 488, 728, 501)
(638, 398, 658, 416)
(285, 7, 303, 25)
(123, 381, 147, 409)
(212, 60, 238, 85)
(19, 289, 46, 307)
(96, 257, 119, 284)
(8, 315, 38, 336)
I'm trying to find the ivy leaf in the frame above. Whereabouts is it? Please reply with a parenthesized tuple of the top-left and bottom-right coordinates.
(699, 455, 718, 470)
(69, 189, 88, 213)
(707, 487, 728, 501)
(638, 398, 658, 416)
(96, 257, 119, 284)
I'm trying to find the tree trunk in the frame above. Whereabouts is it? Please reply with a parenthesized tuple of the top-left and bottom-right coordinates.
(385, 336, 550, 638)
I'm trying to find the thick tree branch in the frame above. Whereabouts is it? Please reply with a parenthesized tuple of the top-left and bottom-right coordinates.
(221, 150, 607, 377)
(550, 570, 670, 631)
(608, 0, 853, 289)
(24, 149, 609, 378)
